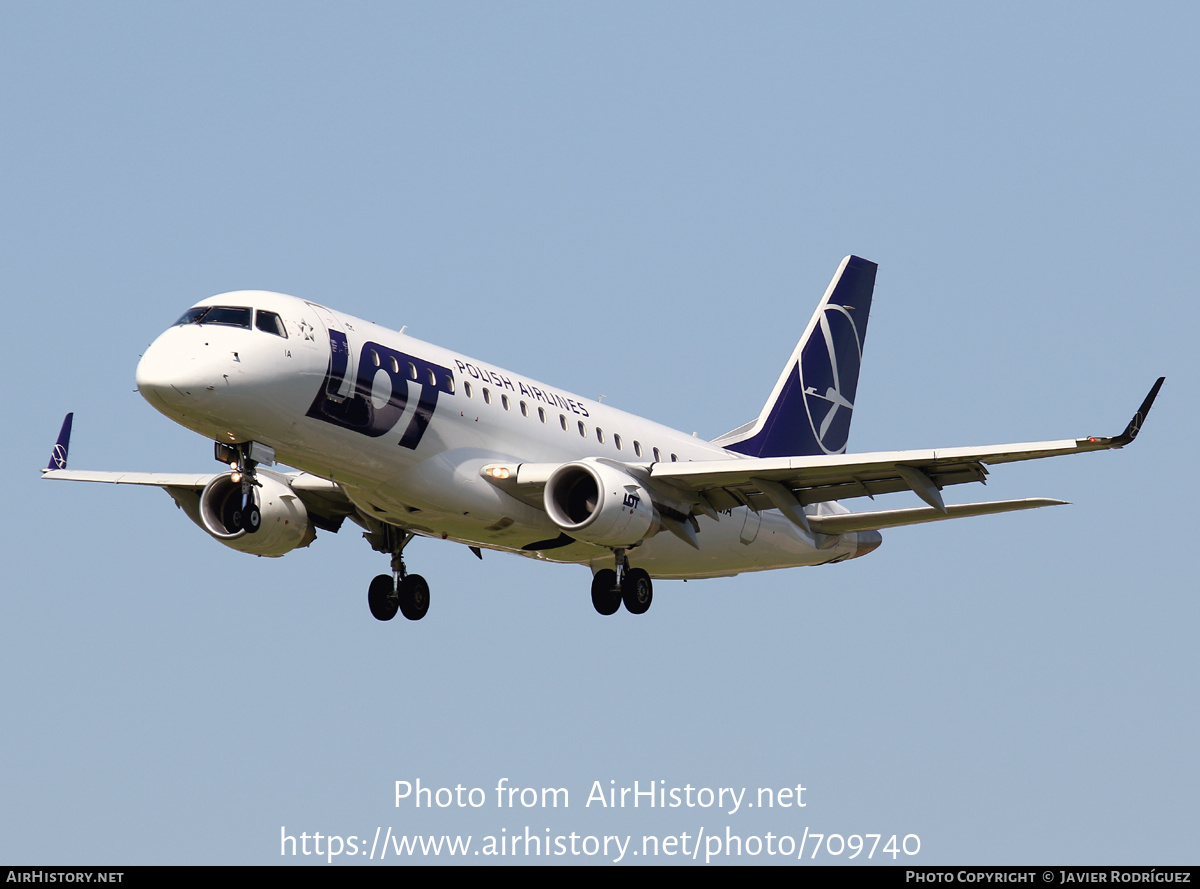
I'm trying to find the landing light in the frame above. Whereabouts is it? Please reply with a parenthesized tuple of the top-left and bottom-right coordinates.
(486, 466, 511, 480)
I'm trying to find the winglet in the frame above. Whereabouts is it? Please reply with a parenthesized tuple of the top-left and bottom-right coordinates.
(1116, 376, 1165, 446)
(1090, 377, 1164, 448)
(45, 413, 74, 471)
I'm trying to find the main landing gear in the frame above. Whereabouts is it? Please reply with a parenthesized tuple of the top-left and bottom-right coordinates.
(367, 528, 430, 622)
(591, 549, 653, 616)
(369, 574, 430, 621)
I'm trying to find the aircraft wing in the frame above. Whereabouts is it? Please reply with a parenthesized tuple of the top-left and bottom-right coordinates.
(486, 377, 1162, 539)
(41, 413, 357, 534)
(41, 468, 345, 495)
(43, 468, 356, 533)
(648, 377, 1164, 522)
(42, 470, 225, 487)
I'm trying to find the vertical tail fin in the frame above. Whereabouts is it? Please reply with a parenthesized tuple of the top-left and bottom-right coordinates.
(716, 256, 877, 458)
(46, 412, 74, 470)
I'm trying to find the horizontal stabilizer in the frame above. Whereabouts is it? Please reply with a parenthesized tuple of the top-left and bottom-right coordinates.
(806, 498, 1068, 534)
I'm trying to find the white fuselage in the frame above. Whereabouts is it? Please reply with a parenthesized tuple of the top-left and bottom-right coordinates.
(135, 291, 865, 578)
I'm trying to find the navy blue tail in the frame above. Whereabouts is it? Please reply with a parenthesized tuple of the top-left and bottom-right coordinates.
(718, 256, 877, 458)
(47, 412, 73, 470)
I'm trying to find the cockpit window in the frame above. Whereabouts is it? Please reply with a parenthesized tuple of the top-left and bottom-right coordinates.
(175, 307, 209, 325)
(175, 305, 252, 329)
(255, 310, 288, 338)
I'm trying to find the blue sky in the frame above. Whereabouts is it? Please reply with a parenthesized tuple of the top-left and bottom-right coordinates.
(2, 3, 1196, 864)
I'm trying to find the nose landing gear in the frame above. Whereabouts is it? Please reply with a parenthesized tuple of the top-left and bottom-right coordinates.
(231, 500, 260, 534)
(215, 441, 272, 534)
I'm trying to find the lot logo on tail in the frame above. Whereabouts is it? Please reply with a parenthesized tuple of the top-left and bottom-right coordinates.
(46, 412, 73, 471)
(799, 303, 864, 455)
(725, 256, 876, 459)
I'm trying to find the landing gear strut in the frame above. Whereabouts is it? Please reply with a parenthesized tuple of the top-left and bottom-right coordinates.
(216, 441, 266, 534)
(367, 527, 430, 622)
(591, 549, 653, 616)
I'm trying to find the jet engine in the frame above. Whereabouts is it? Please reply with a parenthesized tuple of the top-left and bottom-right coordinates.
(543, 459, 659, 547)
(198, 471, 316, 557)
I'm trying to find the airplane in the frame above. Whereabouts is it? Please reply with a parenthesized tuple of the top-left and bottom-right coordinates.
(42, 256, 1163, 621)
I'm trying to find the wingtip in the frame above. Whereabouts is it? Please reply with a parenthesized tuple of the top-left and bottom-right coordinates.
(1114, 377, 1164, 446)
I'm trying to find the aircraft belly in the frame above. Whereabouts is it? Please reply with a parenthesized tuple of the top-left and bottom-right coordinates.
(628, 510, 856, 579)
(346, 447, 559, 535)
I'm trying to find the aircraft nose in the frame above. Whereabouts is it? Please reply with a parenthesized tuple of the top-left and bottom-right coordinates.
(135, 330, 214, 413)
(135, 336, 179, 409)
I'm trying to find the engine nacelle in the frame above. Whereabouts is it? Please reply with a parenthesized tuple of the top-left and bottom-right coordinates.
(198, 471, 315, 557)
(543, 459, 658, 547)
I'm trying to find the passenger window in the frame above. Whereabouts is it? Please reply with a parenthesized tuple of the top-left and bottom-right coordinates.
(255, 310, 288, 338)
(483, 388, 491, 405)
(653, 447, 661, 461)
(670, 453, 678, 462)
(633, 441, 642, 457)
(407, 362, 418, 380)
(426, 368, 436, 385)
(390, 356, 399, 374)
(613, 433, 622, 450)
(369, 349, 380, 367)
(501, 394, 510, 410)
(596, 428, 605, 444)
(578, 421, 587, 437)
(464, 381, 472, 398)
(538, 408, 546, 423)
(520, 401, 528, 417)
(444, 374, 455, 394)
(560, 414, 568, 431)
